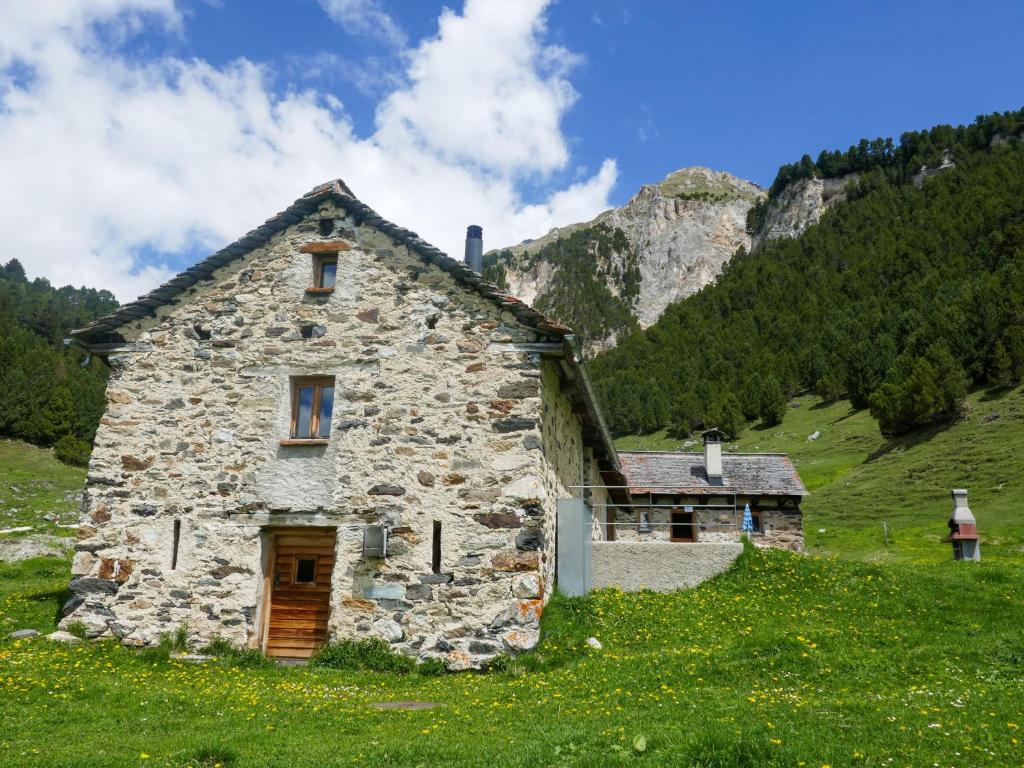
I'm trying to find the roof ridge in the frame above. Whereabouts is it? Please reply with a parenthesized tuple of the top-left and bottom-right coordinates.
(72, 179, 570, 340)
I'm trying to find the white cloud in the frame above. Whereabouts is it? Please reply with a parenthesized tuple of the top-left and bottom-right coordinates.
(0, 0, 617, 301)
(376, 0, 582, 174)
(317, 0, 406, 49)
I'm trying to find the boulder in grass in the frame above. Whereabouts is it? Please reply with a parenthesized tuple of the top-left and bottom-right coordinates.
(46, 630, 83, 644)
(7, 629, 39, 640)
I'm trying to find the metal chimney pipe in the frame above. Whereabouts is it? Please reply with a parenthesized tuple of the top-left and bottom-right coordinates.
(464, 225, 483, 273)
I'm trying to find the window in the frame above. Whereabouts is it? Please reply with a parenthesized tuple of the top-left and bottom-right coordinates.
(288, 377, 334, 441)
(312, 254, 337, 291)
(431, 521, 442, 573)
(171, 519, 181, 570)
(294, 556, 316, 584)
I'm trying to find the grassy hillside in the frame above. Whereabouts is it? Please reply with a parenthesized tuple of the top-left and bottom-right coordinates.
(0, 439, 84, 536)
(618, 385, 1024, 563)
(2, 545, 1023, 767)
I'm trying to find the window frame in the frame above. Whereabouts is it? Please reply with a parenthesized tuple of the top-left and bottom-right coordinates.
(308, 253, 338, 294)
(282, 376, 335, 445)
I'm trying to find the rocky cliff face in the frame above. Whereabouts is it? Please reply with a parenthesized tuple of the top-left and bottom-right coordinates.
(604, 168, 764, 328)
(753, 173, 859, 248)
(488, 167, 765, 342)
(486, 166, 879, 353)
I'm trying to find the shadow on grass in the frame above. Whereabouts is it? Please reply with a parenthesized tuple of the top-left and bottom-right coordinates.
(979, 384, 1020, 403)
(864, 419, 950, 463)
(49, 586, 72, 626)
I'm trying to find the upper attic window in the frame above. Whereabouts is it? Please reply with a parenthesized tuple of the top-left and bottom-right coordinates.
(313, 254, 337, 291)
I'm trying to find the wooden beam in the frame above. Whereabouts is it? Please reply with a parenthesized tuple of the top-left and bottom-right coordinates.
(298, 241, 351, 253)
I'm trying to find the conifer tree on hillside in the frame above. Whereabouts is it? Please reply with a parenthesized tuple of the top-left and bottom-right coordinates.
(591, 108, 1024, 439)
(0, 260, 117, 465)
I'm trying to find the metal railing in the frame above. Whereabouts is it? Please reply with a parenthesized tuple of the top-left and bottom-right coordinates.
(566, 485, 743, 537)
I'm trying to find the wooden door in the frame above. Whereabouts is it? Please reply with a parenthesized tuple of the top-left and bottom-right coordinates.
(264, 528, 336, 659)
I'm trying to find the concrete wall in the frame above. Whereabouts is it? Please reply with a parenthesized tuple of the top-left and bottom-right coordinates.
(64, 199, 589, 668)
(591, 542, 743, 592)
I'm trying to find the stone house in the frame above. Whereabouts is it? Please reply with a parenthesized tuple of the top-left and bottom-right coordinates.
(64, 181, 805, 666)
(65, 180, 619, 667)
(599, 430, 806, 550)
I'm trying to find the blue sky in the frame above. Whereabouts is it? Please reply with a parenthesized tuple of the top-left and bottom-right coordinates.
(1, 0, 1022, 298)
(174, 0, 1024, 198)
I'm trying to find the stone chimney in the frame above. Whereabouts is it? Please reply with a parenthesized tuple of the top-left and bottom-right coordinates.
(464, 225, 483, 273)
(702, 428, 724, 486)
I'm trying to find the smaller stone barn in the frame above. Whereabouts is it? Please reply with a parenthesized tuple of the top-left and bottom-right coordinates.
(601, 430, 806, 550)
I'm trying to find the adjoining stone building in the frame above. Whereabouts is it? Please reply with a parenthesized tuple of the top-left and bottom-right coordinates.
(603, 430, 806, 551)
(65, 180, 804, 666)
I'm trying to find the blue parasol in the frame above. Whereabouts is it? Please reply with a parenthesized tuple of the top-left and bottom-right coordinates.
(741, 503, 754, 534)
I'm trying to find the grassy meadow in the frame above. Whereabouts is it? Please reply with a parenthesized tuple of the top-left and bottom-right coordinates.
(0, 439, 85, 536)
(1, 387, 1023, 766)
(2, 546, 1022, 767)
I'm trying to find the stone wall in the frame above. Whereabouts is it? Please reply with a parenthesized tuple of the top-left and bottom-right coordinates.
(64, 200, 590, 668)
(591, 542, 743, 592)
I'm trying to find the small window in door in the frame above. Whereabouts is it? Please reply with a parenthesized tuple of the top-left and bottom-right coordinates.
(294, 557, 316, 584)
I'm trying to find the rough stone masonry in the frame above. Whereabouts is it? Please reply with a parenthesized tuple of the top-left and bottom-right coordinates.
(64, 182, 612, 669)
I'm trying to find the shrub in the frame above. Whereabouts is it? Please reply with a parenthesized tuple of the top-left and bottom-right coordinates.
(309, 638, 414, 673)
(416, 657, 447, 676)
(173, 623, 189, 651)
(199, 636, 276, 669)
(53, 435, 91, 467)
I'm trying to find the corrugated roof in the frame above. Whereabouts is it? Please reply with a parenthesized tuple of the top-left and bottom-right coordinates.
(618, 451, 807, 497)
(71, 179, 571, 341)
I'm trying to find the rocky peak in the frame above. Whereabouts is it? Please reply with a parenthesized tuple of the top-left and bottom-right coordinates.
(485, 167, 766, 351)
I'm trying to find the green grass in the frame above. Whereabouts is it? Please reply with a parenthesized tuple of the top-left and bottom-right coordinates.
(1, 546, 1022, 766)
(0, 439, 84, 537)
(616, 386, 1024, 563)
(2, 394, 1024, 766)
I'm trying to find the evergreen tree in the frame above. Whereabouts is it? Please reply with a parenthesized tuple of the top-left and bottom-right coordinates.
(758, 377, 788, 426)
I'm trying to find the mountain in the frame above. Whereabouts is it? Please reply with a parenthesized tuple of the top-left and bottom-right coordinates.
(483, 167, 766, 351)
(0, 260, 118, 465)
(588, 108, 1024, 437)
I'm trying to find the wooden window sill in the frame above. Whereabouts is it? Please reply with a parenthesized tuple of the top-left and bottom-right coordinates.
(279, 438, 330, 447)
(305, 287, 335, 295)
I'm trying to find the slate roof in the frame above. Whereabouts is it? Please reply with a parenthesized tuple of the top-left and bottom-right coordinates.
(617, 451, 807, 497)
(71, 179, 571, 341)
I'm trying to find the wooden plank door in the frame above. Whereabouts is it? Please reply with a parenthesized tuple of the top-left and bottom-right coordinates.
(264, 529, 336, 659)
